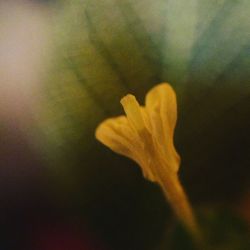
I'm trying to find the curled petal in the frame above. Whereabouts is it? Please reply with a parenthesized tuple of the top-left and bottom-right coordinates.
(120, 94, 146, 133)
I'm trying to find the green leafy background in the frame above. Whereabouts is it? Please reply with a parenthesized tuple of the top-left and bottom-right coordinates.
(38, 1, 250, 249)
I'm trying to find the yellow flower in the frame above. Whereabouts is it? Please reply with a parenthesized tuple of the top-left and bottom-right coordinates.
(95, 83, 200, 241)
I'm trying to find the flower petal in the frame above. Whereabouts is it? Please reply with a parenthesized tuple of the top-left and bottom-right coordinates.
(145, 83, 177, 133)
(95, 113, 156, 182)
(95, 116, 137, 160)
(145, 83, 180, 172)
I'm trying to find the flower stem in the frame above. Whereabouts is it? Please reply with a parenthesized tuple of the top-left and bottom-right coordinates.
(160, 174, 202, 245)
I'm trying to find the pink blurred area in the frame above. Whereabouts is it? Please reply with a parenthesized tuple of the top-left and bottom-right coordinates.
(0, 0, 52, 191)
(0, 0, 51, 129)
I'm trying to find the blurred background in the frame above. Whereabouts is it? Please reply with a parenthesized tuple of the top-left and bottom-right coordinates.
(0, 0, 249, 249)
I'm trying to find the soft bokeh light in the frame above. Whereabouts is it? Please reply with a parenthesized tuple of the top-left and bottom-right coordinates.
(0, 1, 50, 129)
